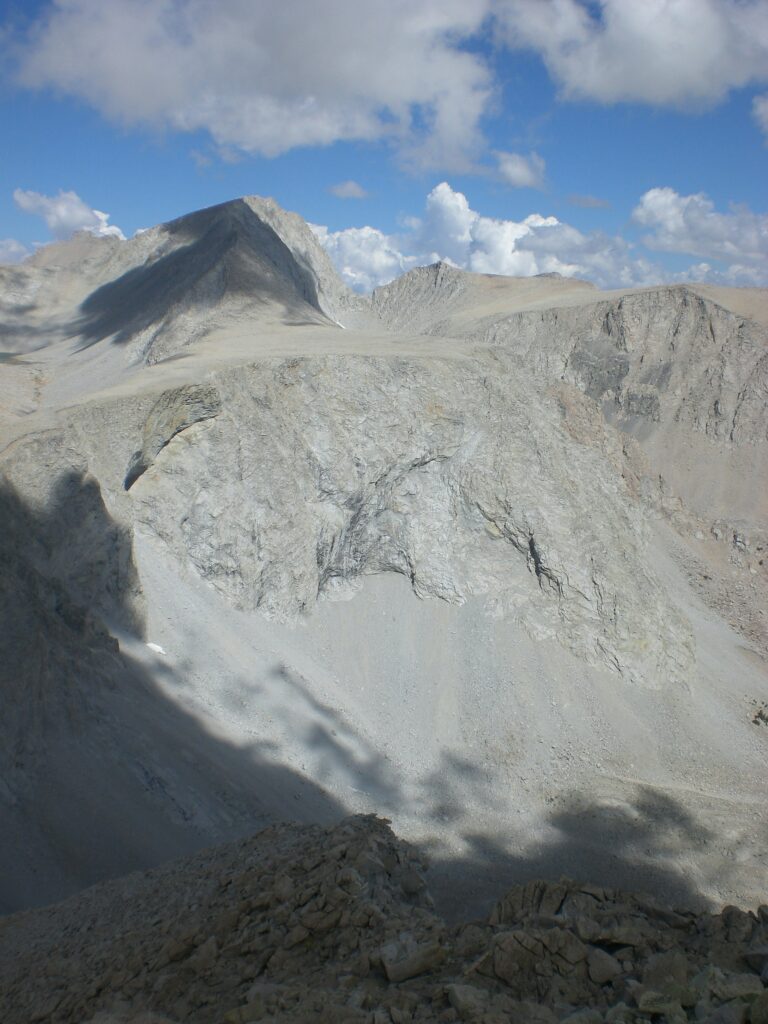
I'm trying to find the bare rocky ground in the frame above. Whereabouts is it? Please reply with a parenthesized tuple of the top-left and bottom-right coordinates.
(0, 196, 767, 1019)
(2, 815, 768, 1024)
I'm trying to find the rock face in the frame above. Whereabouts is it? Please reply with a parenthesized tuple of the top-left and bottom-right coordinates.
(369, 262, 598, 335)
(0, 196, 766, 920)
(2, 815, 768, 1024)
(117, 353, 692, 686)
(371, 262, 768, 662)
(372, 267, 768, 523)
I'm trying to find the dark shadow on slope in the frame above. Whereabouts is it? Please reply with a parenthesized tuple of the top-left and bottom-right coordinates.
(232, 664, 727, 919)
(0, 470, 344, 915)
(0, 468, 743, 921)
(0, 324, 53, 350)
(416, 752, 499, 826)
(73, 199, 327, 349)
(266, 662, 404, 810)
(0, 468, 143, 637)
(426, 786, 721, 923)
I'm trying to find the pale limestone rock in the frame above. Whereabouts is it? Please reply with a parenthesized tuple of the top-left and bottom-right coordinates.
(587, 947, 623, 985)
(380, 936, 446, 982)
(636, 989, 685, 1020)
(641, 950, 690, 996)
(712, 973, 764, 1001)
(445, 983, 489, 1018)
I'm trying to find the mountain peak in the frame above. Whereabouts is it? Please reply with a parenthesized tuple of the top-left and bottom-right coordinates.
(0, 194, 366, 362)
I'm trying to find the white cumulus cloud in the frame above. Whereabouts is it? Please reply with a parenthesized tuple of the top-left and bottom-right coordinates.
(313, 182, 667, 292)
(496, 0, 768, 106)
(415, 182, 477, 265)
(310, 223, 419, 294)
(13, 189, 125, 241)
(496, 151, 546, 189)
(632, 187, 768, 266)
(314, 183, 768, 293)
(13, 0, 492, 170)
(329, 180, 368, 199)
(9, 0, 768, 166)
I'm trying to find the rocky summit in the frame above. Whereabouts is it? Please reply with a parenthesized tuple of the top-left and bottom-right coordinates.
(0, 195, 766, 1020)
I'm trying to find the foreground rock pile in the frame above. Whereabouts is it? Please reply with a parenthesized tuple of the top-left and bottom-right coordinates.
(1, 817, 767, 1024)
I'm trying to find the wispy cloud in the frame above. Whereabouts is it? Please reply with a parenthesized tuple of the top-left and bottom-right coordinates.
(495, 151, 546, 189)
(0, 238, 30, 264)
(13, 188, 125, 240)
(11, 1, 768, 174)
(632, 187, 768, 265)
(753, 93, 768, 140)
(190, 149, 213, 169)
(495, 0, 768, 107)
(568, 194, 611, 209)
(11, 0, 491, 171)
(329, 180, 368, 199)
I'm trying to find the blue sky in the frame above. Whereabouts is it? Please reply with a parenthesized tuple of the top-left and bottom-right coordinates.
(1, 0, 767, 290)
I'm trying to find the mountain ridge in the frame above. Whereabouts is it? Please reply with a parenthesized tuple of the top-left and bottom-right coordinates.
(0, 193, 765, 924)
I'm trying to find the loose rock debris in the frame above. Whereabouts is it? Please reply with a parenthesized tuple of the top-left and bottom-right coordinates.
(1, 816, 767, 1024)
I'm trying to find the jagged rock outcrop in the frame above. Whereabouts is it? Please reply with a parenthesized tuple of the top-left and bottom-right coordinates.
(471, 288, 768, 452)
(370, 261, 472, 334)
(371, 265, 768, 662)
(370, 262, 597, 336)
(2, 816, 767, 1024)
(123, 383, 222, 490)
(372, 269, 768, 524)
